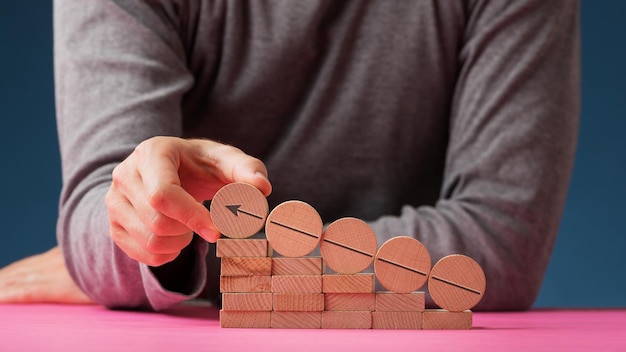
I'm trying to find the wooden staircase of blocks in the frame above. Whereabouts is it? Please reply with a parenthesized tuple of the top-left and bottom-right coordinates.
(211, 183, 484, 330)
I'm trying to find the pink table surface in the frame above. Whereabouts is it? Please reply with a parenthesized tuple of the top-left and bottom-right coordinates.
(0, 303, 624, 351)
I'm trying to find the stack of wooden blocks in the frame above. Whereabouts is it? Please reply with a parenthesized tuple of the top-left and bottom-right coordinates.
(211, 183, 485, 330)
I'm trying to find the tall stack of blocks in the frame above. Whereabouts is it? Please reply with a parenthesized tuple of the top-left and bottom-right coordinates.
(211, 183, 485, 330)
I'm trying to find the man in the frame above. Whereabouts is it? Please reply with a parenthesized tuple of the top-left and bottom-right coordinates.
(0, 0, 579, 311)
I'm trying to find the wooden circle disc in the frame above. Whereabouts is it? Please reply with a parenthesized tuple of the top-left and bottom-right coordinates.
(374, 236, 431, 293)
(428, 254, 486, 312)
(265, 200, 323, 257)
(209, 182, 268, 239)
(319, 217, 378, 274)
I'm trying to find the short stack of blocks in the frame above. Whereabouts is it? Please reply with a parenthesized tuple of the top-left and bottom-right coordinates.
(218, 239, 273, 328)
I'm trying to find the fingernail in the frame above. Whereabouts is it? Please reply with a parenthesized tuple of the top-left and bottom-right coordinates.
(254, 171, 268, 180)
(201, 229, 220, 243)
(254, 172, 272, 196)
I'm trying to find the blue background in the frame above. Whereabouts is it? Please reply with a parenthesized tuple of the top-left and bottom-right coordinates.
(0, 2, 624, 307)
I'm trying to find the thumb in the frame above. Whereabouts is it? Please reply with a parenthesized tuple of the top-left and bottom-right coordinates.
(198, 140, 272, 196)
(231, 163, 272, 197)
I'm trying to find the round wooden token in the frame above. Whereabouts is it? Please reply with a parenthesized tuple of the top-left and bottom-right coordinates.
(319, 217, 378, 274)
(374, 236, 431, 293)
(209, 182, 268, 239)
(428, 254, 486, 312)
(265, 200, 323, 257)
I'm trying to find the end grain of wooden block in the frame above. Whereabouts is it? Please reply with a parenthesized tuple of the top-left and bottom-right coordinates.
(271, 312, 322, 329)
(273, 293, 324, 312)
(321, 311, 372, 329)
(221, 293, 273, 311)
(271, 257, 323, 275)
(322, 274, 375, 293)
(271, 275, 322, 293)
(423, 309, 473, 330)
(220, 310, 271, 328)
(216, 238, 269, 257)
(375, 292, 425, 312)
(324, 293, 375, 311)
(220, 275, 271, 293)
(221, 257, 272, 276)
(372, 311, 423, 330)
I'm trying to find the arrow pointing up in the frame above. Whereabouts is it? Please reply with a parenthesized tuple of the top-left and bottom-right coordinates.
(225, 204, 264, 220)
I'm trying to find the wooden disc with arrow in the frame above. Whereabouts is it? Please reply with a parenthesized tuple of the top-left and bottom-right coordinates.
(210, 182, 269, 239)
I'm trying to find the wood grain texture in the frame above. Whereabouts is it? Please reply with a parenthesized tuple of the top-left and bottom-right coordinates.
(271, 257, 323, 275)
(210, 182, 268, 239)
(220, 257, 272, 276)
(271, 312, 322, 329)
(319, 217, 377, 274)
(265, 200, 323, 257)
(321, 311, 372, 329)
(322, 274, 374, 293)
(374, 236, 431, 294)
(273, 293, 324, 312)
(372, 311, 423, 329)
(271, 275, 322, 293)
(427, 254, 486, 312)
(219, 275, 271, 293)
(423, 309, 473, 330)
(375, 292, 425, 312)
(221, 293, 273, 311)
(219, 310, 271, 328)
(216, 238, 269, 258)
(324, 293, 375, 311)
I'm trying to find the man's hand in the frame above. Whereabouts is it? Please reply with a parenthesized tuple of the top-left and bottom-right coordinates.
(105, 137, 272, 267)
(0, 246, 93, 304)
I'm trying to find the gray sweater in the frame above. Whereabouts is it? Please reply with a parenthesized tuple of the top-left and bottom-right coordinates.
(54, 0, 579, 311)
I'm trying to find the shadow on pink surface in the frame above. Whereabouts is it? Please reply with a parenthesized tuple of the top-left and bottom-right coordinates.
(160, 301, 219, 321)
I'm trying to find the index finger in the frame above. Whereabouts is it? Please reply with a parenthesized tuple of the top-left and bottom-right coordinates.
(147, 182, 220, 242)
(136, 143, 220, 242)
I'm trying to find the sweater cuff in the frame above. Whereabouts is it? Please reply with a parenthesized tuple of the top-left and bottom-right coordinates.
(139, 237, 209, 311)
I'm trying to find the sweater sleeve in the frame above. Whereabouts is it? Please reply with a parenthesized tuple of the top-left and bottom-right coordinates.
(370, 0, 579, 310)
(54, 0, 207, 310)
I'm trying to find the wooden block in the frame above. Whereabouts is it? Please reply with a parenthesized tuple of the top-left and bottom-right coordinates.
(319, 218, 377, 274)
(427, 254, 486, 312)
(272, 257, 323, 275)
(322, 274, 374, 293)
(375, 292, 425, 312)
(324, 293, 375, 311)
(210, 182, 268, 239)
(372, 311, 423, 329)
(321, 311, 372, 329)
(220, 275, 271, 293)
(271, 312, 322, 329)
(374, 236, 431, 293)
(265, 200, 323, 257)
(273, 293, 324, 312)
(271, 275, 322, 293)
(220, 310, 271, 328)
(221, 257, 272, 276)
(423, 309, 473, 330)
(216, 238, 269, 257)
(221, 293, 273, 311)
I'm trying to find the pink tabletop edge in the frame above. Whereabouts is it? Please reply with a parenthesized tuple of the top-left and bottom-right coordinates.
(0, 303, 624, 352)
